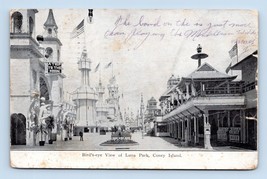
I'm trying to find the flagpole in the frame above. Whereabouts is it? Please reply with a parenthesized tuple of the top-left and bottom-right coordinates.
(236, 41, 239, 63)
(112, 59, 114, 78)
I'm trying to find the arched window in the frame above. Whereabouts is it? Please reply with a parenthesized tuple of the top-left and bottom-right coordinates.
(29, 16, 34, 36)
(11, 12, 23, 33)
(48, 28, 52, 35)
(45, 47, 53, 58)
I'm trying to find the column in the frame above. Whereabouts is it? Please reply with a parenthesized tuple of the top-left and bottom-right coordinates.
(196, 115, 199, 143)
(177, 120, 180, 140)
(177, 93, 180, 106)
(181, 120, 184, 141)
(194, 115, 197, 145)
(203, 111, 213, 150)
(172, 121, 175, 138)
(227, 81, 230, 94)
(188, 118, 191, 142)
(184, 118, 189, 146)
(227, 111, 231, 127)
(191, 83, 196, 96)
(185, 82, 190, 99)
(174, 121, 177, 139)
(154, 123, 158, 136)
(241, 109, 246, 143)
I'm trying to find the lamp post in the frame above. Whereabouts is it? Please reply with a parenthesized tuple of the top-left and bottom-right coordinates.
(191, 44, 208, 68)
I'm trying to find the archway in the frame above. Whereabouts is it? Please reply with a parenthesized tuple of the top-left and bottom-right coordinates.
(10, 113, 26, 145)
(11, 11, 23, 33)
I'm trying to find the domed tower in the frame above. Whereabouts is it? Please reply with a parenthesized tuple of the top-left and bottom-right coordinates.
(147, 97, 158, 116)
(167, 74, 180, 89)
(73, 49, 98, 134)
(106, 76, 120, 121)
(95, 79, 109, 127)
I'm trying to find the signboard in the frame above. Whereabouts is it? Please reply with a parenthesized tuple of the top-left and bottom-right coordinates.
(45, 62, 62, 74)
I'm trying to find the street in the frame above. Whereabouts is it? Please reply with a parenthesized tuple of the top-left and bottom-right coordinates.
(11, 131, 252, 151)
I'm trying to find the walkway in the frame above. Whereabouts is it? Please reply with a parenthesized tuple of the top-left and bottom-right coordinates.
(11, 131, 252, 151)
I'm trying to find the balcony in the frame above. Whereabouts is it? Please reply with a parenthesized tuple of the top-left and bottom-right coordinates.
(199, 85, 243, 96)
(162, 85, 245, 120)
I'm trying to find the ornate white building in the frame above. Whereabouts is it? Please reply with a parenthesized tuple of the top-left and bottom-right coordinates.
(72, 49, 98, 134)
(106, 76, 122, 122)
(10, 9, 74, 146)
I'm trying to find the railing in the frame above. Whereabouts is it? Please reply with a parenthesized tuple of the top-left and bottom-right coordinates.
(161, 84, 244, 116)
(242, 81, 257, 93)
(204, 86, 242, 95)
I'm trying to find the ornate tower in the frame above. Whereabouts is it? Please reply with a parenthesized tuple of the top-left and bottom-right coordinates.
(95, 79, 109, 126)
(140, 93, 145, 129)
(10, 9, 43, 146)
(106, 76, 120, 121)
(41, 9, 65, 139)
(73, 49, 98, 133)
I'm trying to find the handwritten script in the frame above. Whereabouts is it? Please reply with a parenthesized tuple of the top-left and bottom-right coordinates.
(104, 14, 257, 50)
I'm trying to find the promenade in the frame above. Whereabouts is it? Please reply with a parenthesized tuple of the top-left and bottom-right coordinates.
(11, 131, 252, 151)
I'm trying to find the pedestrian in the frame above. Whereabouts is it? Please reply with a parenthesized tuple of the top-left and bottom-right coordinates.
(79, 131, 83, 141)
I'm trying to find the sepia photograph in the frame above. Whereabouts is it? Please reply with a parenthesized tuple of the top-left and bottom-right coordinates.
(9, 9, 258, 169)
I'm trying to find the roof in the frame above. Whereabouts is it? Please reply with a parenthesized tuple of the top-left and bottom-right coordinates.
(44, 9, 58, 29)
(149, 97, 157, 102)
(159, 85, 176, 101)
(231, 50, 258, 69)
(183, 62, 236, 80)
(168, 74, 176, 81)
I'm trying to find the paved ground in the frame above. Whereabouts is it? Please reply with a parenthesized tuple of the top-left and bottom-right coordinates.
(11, 131, 252, 151)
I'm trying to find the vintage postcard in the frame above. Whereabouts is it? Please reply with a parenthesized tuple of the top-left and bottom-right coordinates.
(10, 9, 258, 169)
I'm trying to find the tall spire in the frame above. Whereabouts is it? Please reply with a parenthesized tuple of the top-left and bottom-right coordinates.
(44, 9, 58, 29)
(140, 93, 145, 118)
(78, 48, 91, 86)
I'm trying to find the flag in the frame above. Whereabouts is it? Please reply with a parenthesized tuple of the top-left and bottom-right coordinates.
(105, 62, 112, 69)
(225, 62, 232, 73)
(229, 43, 238, 58)
(94, 63, 100, 73)
(70, 19, 85, 39)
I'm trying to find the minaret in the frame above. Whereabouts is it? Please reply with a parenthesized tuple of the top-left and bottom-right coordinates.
(136, 109, 140, 127)
(73, 48, 98, 133)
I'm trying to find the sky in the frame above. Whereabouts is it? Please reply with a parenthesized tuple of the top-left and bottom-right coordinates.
(35, 9, 258, 114)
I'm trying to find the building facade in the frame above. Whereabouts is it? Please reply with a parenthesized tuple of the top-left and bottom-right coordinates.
(10, 9, 75, 146)
(156, 56, 257, 150)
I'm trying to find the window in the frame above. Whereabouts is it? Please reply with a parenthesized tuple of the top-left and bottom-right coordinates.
(48, 28, 52, 35)
(45, 47, 53, 58)
(11, 12, 23, 33)
(29, 17, 34, 36)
